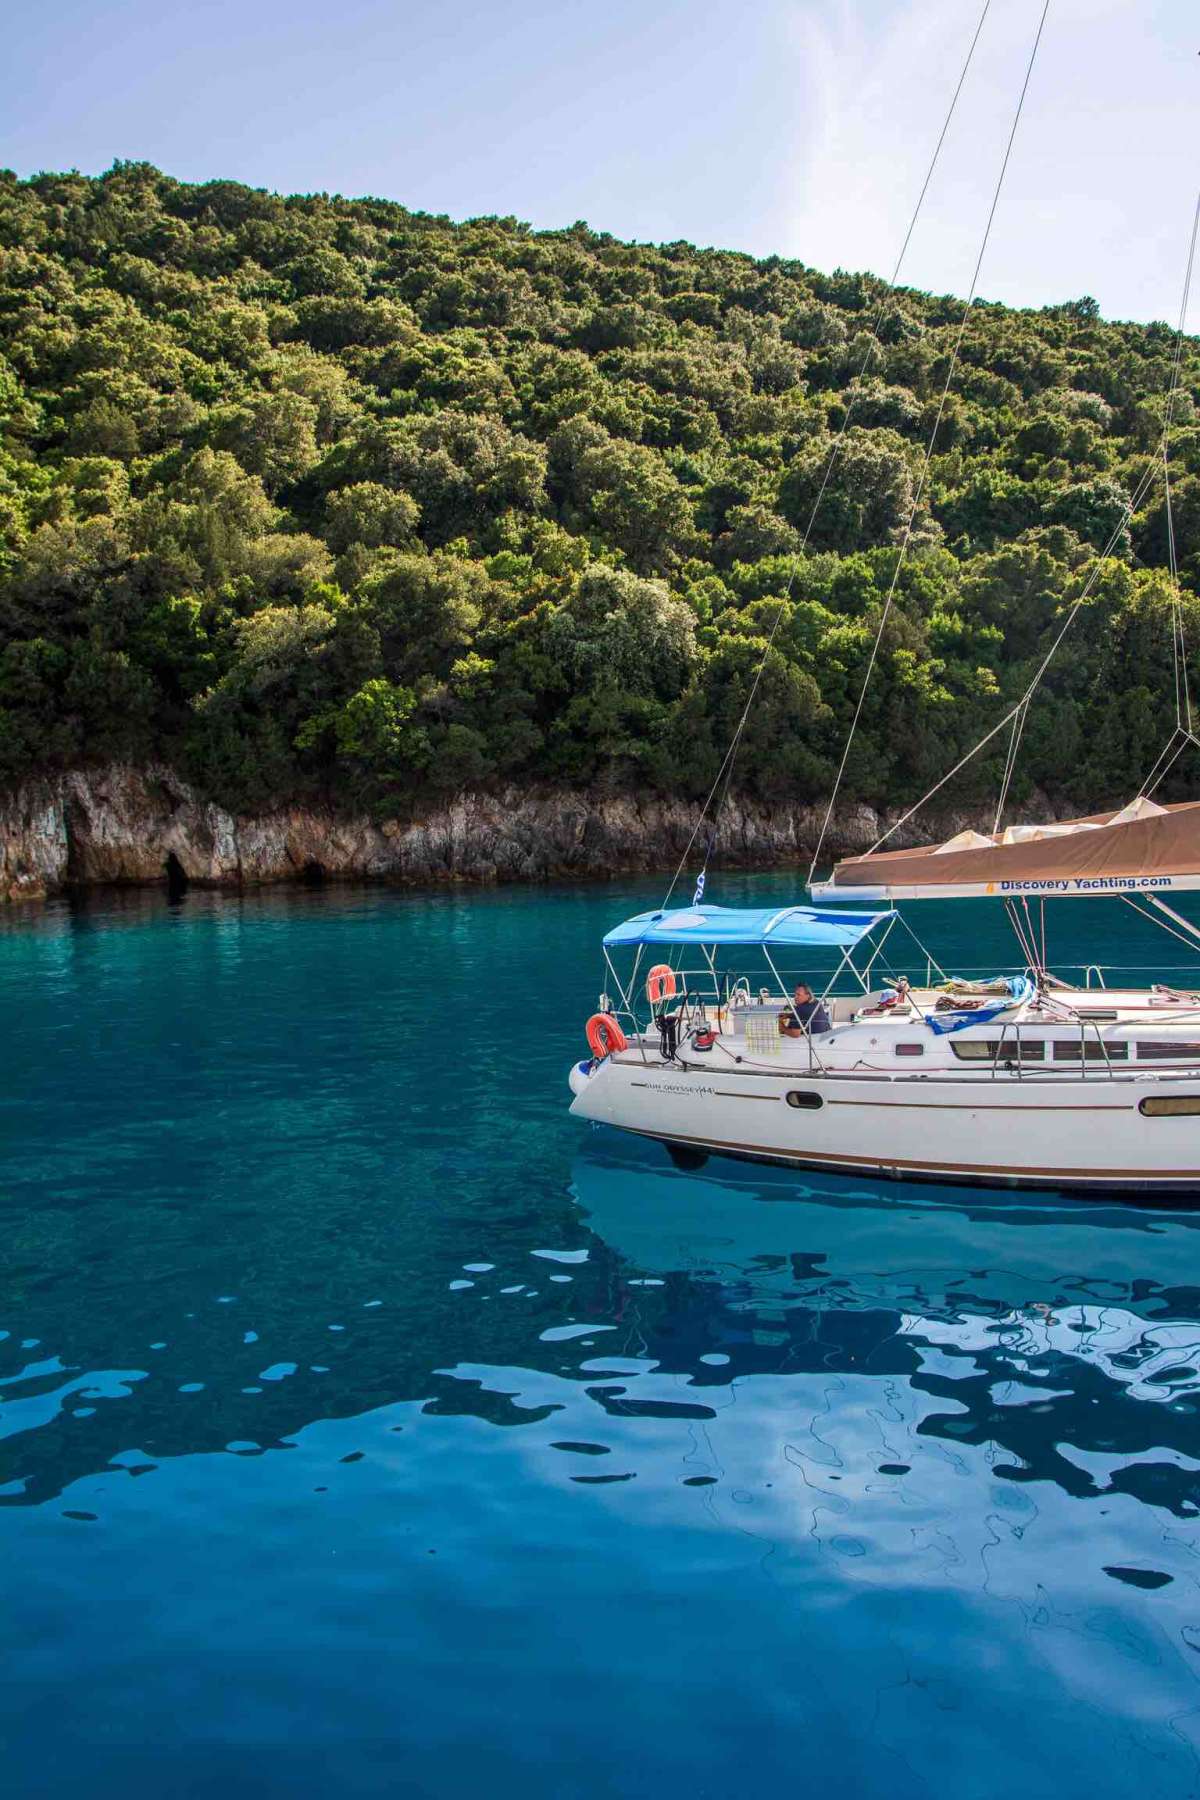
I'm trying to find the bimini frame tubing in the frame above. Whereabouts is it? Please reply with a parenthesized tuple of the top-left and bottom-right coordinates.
(764, 921, 877, 1014)
(761, 914, 899, 1071)
(599, 901, 900, 1071)
(602, 939, 724, 1067)
(601, 943, 653, 1068)
(811, 909, 942, 1005)
(854, 909, 947, 991)
(761, 945, 827, 1073)
(858, 912, 897, 993)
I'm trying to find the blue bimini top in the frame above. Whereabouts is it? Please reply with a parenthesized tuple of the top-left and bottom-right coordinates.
(602, 902, 895, 951)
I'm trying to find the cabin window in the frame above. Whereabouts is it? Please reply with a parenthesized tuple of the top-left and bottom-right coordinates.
(895, 1042, 924, 1057)
(785, 1090, 824, 1110)
(1136, 1042, 1200, 1061)
(949, 1038, 1045, 1062)
(1053, 1040, 1128, 1062)
(1140, 1095, 1200, 1117)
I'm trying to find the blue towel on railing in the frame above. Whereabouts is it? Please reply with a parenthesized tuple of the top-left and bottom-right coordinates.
(923, 975, 1033, 1036)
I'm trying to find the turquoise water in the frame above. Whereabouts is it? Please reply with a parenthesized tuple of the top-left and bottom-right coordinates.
(4, 875, 1200, 1798)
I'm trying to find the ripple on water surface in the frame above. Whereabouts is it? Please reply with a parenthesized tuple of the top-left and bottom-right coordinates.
(3, 880, 1200, 1798)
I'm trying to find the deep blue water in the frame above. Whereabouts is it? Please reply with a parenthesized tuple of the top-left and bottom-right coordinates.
(4, 874, 1200, 1799)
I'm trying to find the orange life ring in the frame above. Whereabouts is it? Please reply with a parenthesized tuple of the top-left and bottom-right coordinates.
(646, 963, 678, 1007)
(586, 1013, 628, 1060)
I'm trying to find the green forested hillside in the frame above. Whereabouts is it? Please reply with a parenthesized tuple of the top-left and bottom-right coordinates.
(1, 161, 1198, 818)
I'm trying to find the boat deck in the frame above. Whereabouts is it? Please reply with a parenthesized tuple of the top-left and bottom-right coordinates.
(634, 984, 1200, 1081)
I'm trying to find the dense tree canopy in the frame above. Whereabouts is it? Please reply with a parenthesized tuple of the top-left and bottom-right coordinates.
(1, 161, 1198, 819)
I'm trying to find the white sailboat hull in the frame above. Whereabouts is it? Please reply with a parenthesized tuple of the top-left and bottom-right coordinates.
(568, 1055, 1200, 1193)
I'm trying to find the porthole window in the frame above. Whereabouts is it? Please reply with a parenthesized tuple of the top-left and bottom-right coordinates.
(1140, 1095, 1200, 1117)
(785, 1090, 824, 1110)
(895, 1043, 924, 1057)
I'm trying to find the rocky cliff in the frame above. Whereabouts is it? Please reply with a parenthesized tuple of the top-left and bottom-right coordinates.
(0, 763, 1002, 904)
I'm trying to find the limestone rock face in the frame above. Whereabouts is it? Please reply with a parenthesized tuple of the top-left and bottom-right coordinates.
(61, 768, 241, 886)
(0, 762, 1035, 904)
(0, 776, 69, 903)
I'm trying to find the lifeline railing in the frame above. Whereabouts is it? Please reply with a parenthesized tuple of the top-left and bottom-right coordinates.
(987, 1008, 1186, 1081)
(598, 935, 1200, 1079)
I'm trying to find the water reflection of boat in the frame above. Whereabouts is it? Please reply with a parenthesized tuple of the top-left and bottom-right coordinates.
(571, 1132, 1200, 1499)
(571, 1130, 1200, 1322)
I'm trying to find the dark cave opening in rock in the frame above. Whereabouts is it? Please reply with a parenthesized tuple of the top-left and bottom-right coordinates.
(164, 852, 189, 900)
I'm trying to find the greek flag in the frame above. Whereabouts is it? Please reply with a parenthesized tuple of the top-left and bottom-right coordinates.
(692, 868, 706, 906)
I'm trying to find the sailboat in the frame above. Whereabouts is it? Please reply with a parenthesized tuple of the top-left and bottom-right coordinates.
(566, 8, 1200, 1197)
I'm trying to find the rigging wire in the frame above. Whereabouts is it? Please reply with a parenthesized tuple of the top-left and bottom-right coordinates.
(1166, 444, 1186, 732)
(1142, 729, 1190, 800)
(657, 0, 993, 910)
(805, 0, 1052, 886)
(870, 424, 1180, 857)
(1129, 187, 1200, 802)
(812, 95, 1200, 866)
(990, 185, 1200, 827)
(993, 697, 1029, 834)
(1164, 191, 1199, 740)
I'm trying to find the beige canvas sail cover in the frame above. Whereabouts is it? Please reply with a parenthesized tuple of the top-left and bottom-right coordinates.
(818, 797, 1200, 899)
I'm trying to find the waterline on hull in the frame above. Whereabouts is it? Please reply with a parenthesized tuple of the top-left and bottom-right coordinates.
(606, 1122, 1200, 1199)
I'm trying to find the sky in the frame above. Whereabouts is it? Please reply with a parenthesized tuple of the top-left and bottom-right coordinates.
(4, 0, 1197, 324)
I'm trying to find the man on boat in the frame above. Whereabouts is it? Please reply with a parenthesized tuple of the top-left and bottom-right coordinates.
(780, 981, 831, 1037)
